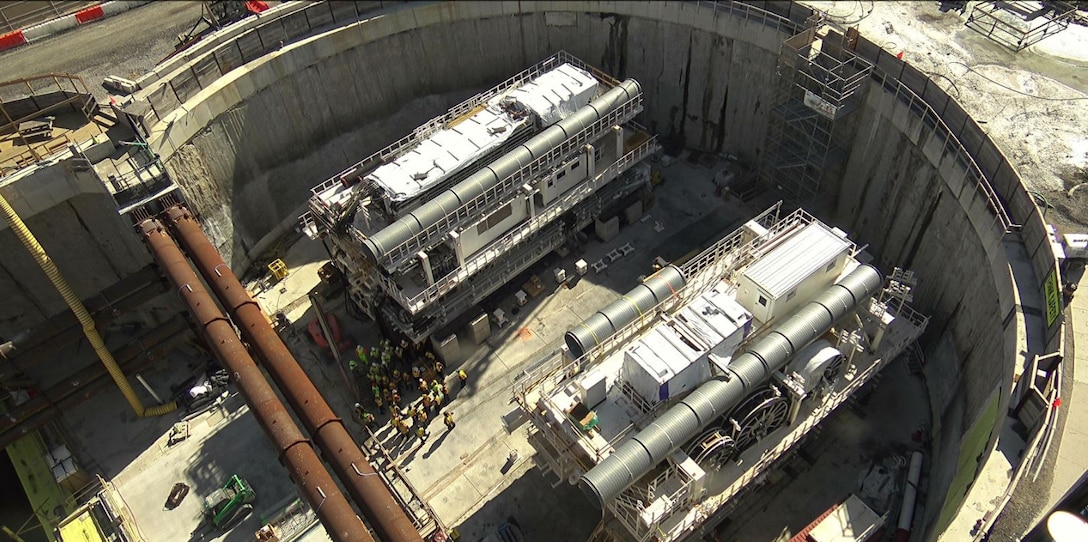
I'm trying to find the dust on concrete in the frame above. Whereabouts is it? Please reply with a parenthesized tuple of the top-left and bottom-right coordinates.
(0, 2, 201, 103)
(801, 1, 1088, 235)
(1046, 164, 1088, 231)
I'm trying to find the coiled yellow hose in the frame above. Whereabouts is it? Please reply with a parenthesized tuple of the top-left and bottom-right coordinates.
(0, 192, 175, 417)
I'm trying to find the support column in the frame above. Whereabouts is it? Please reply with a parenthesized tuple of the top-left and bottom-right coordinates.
(585, 143, 596, 179)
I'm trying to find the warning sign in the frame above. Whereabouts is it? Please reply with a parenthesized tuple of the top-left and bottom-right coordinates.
(1044, 268, 1061, 327)
(804, 90, 838, 120)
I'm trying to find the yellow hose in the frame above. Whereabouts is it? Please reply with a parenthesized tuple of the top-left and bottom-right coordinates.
(0, 193, 176, 417)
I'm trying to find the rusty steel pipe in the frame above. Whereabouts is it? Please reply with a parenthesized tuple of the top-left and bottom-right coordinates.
(163, 204, 423, 542)
(138, 218, 373, 542)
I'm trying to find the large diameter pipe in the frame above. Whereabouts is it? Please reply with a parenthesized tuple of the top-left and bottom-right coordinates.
(565, 265, 685, 358)
(0, 192, 176, 418)
(138, 218, 372, 542)
(162, 205, 422, 542)
(579, 264, 883, 507)
(894, 451, 924, 542)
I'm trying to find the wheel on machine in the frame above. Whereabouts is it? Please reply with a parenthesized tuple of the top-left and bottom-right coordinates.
(685, 428, 737, 471)
(727, 386, 790, 453)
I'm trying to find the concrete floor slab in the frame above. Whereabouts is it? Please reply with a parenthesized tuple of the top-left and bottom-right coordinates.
(1044, 263, 1088, 511)
(723, 356, 932, 540)
(111, 395, 300, 542)
(251, 231, 332, 322)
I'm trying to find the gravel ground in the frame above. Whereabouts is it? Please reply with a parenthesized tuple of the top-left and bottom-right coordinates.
(0, 1, 201, 102)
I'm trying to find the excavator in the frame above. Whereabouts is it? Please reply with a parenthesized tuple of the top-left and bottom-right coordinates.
(168, 1, 270, 62)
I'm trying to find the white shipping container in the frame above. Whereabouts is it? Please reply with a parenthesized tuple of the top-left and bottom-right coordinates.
(622, 341, 674, 404)
(737, 222, 851, 323)
(707, 290, 752, 353)
(675, 305, 725, 350)
(654, 326, 710, 398)
(622, 328, 709, 404)
(1064, 233, 1088, 260)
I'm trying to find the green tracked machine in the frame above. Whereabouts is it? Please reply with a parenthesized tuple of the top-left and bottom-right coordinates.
(203, 475, 256, 530)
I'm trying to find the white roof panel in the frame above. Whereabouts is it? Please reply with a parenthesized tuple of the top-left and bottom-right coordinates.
(368, 106, 526, 202)
(367, 63, 599, 202)
(653, 326, 702, 372)
(508, 63, 599, 124)
(676, 306, 726, 350)
(625, 342, 673, 385)
(741, 222, 851, 298)
(692, 291, 750, 336)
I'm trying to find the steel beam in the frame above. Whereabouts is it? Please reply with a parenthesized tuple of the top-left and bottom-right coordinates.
(0, 314, 191, 449)
(5, 265, 166, 369)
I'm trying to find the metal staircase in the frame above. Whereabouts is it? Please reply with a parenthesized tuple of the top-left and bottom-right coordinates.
(359, 427, 444, 539)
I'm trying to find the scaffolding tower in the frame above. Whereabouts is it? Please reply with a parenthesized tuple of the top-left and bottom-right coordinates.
(761, 19, 873, 202)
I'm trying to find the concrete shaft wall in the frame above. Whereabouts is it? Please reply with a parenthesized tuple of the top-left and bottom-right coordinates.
(149, 2, 1045, 540)
(834, 86, 1017, 536)
(0, 160, 151, 336)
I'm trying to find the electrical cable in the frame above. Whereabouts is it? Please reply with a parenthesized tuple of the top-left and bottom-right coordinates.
(819, 0, 874, 26)
(948, 61, 1088, 101)
(922, 70, 962, 99)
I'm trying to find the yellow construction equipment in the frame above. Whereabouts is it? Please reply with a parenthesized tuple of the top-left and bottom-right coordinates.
(268, 258, 289, 281)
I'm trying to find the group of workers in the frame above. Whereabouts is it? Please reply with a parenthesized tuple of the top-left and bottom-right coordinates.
(350, 337, 470, 444)
(348, 338, 448, 412)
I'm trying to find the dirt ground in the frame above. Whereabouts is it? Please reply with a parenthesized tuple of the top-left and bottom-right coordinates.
(801, 1, 1088, 235)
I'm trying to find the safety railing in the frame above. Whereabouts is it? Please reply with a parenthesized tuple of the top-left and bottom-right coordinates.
(298, 211, 320, 239)
(0, 1, 98, 33)
(869, 69, 1016, 233)
(304, 50, 609, 227)
(385, 135, 658, 313)
(308, 50, 573, 200)
(382, 219, 573, 342)
(516, 216, 928, 540)
(611, 492, 649, 540)
(98, 475, 147, 542)
(360, 50, 613, 168)
(618, 380, 657, 417)
(143, 1, 401, 122)
(512, 202, 799, 405)
(360, 425, 445, 537)
(377, 93, 644, 271)
(880, 296, 930, 330)
(965, 1, 1077, 52)
(843, 32, 1020, 234)
(611, 487, 696, 542)
(688, 1, 807, 36)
